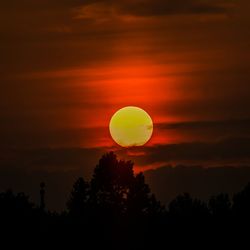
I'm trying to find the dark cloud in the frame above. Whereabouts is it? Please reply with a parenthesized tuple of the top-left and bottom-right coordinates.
(142, 137, 250, 164)
(0, 147, 105, 176)
(117, 0, 234, 17)
(75, 0, 234, 19)
(145, 165, 250, 206)
(114, 137, 250, 168)
(156, 119, 250, 143)
(2, 136, 250, 180)
(2, 0, 234, 15)
(159, 119, 250, 131)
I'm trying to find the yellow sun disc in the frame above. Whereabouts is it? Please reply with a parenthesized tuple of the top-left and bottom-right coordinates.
(109, 106, 153, 147)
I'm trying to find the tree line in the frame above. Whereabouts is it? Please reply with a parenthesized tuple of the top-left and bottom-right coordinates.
(0, 152, 249, 248)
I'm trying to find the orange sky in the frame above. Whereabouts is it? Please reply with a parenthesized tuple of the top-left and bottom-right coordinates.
(0, 0, 250, 171)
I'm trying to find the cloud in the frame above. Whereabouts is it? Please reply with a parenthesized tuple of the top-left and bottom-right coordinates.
(144, 165, 250, 206)
(0, 147, 105, 175)
(151, 137, 250, 162)
(159, 119, 250, 131)
(115, 137, 250, 168)
(75, 0, 235, 20)
(154, 119, 250, 144)
(118, 0, 234, 16)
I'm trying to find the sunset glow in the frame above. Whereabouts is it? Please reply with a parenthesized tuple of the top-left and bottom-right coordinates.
(1, 0, 250, 212)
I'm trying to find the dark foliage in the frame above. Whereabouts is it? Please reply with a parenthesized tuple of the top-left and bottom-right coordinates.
(233, 182, 250, 215)
(0, 152, 250, 248)
(67, 177, 89, 217)
(209, 193, 231, 216)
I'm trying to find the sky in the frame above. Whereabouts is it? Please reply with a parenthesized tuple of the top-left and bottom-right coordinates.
(1, 0, 250, 210)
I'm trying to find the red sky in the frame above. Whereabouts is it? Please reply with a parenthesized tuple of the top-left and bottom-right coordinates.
(1, 1, 250, 208)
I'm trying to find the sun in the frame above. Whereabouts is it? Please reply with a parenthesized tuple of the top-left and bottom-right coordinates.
(109, 106, 153, 147)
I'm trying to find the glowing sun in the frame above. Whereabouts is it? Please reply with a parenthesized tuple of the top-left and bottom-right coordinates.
(109, 106, 153, 147)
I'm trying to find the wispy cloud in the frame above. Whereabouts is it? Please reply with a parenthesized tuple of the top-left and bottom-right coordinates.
(75, 0, 235, 21)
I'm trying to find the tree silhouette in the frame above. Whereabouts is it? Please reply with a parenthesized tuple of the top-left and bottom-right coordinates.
(0, 189, 35, 237)
(40, 182, 46, 211)
(233, 182, 250, 216)
(0, 190, 34, 218)
(2, 152, 250, 248)
(89, 152, 134, 216)
(87, 152, 162, 219)
(67, 177, 89, 217)
(168, 193, 208, 217)
(127, 172, 162, 217)
(209, 193, 231, 217)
